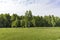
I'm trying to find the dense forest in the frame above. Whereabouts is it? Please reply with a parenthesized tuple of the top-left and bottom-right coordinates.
(0, 10, 60, 28)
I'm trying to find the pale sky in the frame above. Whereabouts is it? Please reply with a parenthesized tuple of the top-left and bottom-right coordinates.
(0, 0, 60, 16)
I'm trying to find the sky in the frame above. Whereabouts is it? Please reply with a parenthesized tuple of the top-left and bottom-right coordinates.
(0, 0, 60, 16)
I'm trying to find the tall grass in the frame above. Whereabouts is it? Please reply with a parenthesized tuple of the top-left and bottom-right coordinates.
(0, 27, 60, 40)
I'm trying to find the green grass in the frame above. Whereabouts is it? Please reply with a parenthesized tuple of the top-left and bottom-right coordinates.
(0, 27, 60, 40)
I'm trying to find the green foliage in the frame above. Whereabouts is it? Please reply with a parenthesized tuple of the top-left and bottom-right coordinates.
(4, 14, 11, 27)
(24, 10, 33, 27)
(0, 10, 60, 27)
(11, 18, 20, 28)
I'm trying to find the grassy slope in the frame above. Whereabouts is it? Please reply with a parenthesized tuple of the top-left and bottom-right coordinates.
(0, 27, 60, 40)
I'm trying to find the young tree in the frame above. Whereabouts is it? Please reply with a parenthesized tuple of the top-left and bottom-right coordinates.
(11, 18, 20, 28)
(24, 10, 33, 27)
(4, 14, 11, 27)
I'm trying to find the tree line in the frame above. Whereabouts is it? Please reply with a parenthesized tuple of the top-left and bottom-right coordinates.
(0, 10, 60, 28)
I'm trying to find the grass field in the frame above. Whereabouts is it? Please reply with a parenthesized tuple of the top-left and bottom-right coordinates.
(0, 27, 60, 40)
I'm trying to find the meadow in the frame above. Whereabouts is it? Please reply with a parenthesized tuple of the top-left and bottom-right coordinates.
(0, 27, 60, 40)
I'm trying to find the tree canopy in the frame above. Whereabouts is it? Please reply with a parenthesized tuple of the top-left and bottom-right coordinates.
(0, 10, 60, 28)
